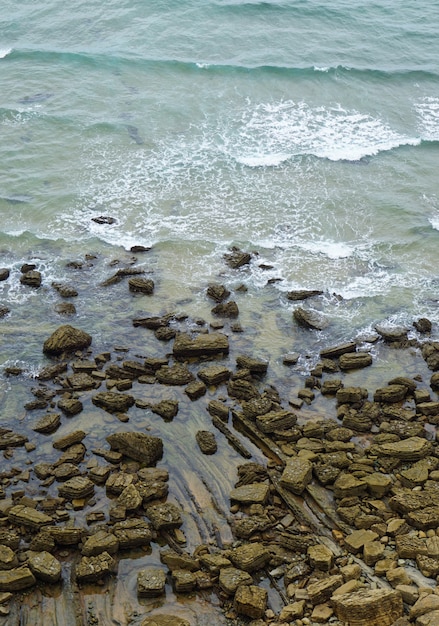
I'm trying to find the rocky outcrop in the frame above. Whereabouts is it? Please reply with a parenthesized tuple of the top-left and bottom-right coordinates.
(43, 325, 92, 356)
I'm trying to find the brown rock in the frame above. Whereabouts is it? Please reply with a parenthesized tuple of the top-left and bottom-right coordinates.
(234, 585, 267, 619)
(206, 283, 230, 302)
(307, 574, 343, 605)
(20, 270, 41, 288)
(32, 413, 61, 434)
(92, 391, 135, 413)
(28, 551, 61, 583)
(332, 588, 403, 626)
(156, 364, 194, 385)
(81, 530, 119, 556)
(106, 432, 163, 464)
(230, 483, 269, 505)
(211, 301, 239, 317)
(256, 409, 296, 433)
(293, 307, 328, 330)
(230, 543, 270, 572)
(140, 616, 189, 626)
(43, 324, 92, 356)
(145, 503, 182, 531)
(8, 505, 53, 530)
(307, 544, 334, 571)
(75, 552, 116, 583)
(198, 365, 231, 385)
(374, 384, 408, 403)
(195, 431, 217, 455)
(376, 436, 432, 461)
(128, 277, 154, 294)
(173, 332, 229, 358)
(137, 568, 166, 597)
(113, 520, 152, 549)
(219, 567, 252, 595)
(280, 458, 313, 495)
(150, 400, 179, 420)
(0, 567, 36, 591)
(339, 352, 372, 370)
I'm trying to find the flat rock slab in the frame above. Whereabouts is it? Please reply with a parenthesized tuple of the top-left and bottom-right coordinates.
(376, 436, 432, 461)
(320, 342, 357, 359)
(137, 567, 167, 597)
(339, 352, 372, 370)
(43, 324, 92, 356)
(106, 432, 163, 464)
(28, 551, 61, 583)
(33, 413, 61, 434)
(141, 616, 190, 626)
(219, 567, 252, 595)
(81, 530, 119, 556)
(307, 574, 343, 605)
(0, 431, 28, 450)
(113, 520, 152, 549)
(256, 409, 296, 433)
(156, 364, 194, 385)
(234, 584, 267, 619)
(92, 391, 135, 413)
(8, 505, 53, 530)
(230, 543, 271, 572)
(198, 365, 231, 385)
(230, 483, 270, 505)
(58, 476, 95, 500)
(332, 588, 403, 626)
(75, 552, 116, 583)
(173, 332, 229, 358)
(0, 567, 36, 591)
(374, 384, 408, 403)
(236, 355, 269, 373)
(280, 458, 313, 495)
(145, 502, 183, 530)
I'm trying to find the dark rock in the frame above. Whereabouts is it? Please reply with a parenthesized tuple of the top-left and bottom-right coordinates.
(0, 306, 10, 318)
(173, 332, 229, 358)
(43, 325, 92, 356)
(374, 384, 408, 403)
(92, 391, 135, 413)
(320, 342, 357, 359)
(414, 318, 432, 334)
(92, 215, 116, 225)
(20, 270, 41, 288)
(211, 301, 239, 317)
(198, 365, 231, 385)
(145, 502, 182, 530)
(287, 289, 323, 301)
(224, 248, 251, 269)
(54, 302, 76, 315)
(0, 269, 10, 281)
(195, 431, 217, 455)
(185, 380, 206, 400)
(339, 352, 372, 370)
(52, 282, 78, 297)
(236, 355, 268, 373)
(156, 364, 194, 385)
(293, 307, 328, 330)
(57, 397, 83, 416)
(128, 277, 154, 294)
(0, 567, 36, 592)
(137, 567, 166, 597)
(28, 551, 61, 583)
(58, 476, 94, 499)
(206, 283, 230, 302)
(32, 413, 61, 434)
(151, 400, 179, 420)
(106, 432, 163, 465)
(0, 431, 28, 449)
(75, 552, 116, 583)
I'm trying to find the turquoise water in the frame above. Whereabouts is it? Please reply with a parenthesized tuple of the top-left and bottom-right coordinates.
(1, 0, 439, 355)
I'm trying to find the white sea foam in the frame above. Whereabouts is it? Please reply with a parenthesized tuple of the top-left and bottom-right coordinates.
(415, 96, 439, 141)
(0, 48, 12, 59)
(296, 239, 355, 259)
(231, 101, 420, 164)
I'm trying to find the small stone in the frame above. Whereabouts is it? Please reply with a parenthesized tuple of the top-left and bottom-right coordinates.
(234, 585, 267, 619)
(219, 567, 252, 595)
(137, 567, 166, 597)
(280, 458, 313, 495)
(307, 544, 334, 571)
(195, 430, 217, 455)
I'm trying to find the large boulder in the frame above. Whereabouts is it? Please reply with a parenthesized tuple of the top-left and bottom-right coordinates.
(293, 307, 328, 331)
(106, 432, 163, 465)
(43, 325, 92, 356)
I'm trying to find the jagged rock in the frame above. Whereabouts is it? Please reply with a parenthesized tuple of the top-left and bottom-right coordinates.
(374, 384, 408, 403)
(113, 520, 152, 549)
(58, 476, 94, 500)
(219, 567, 252, 595)
(0, 306, 10, 318)
(407, 506, 439, 530)
(207, 399, 230, 421)
(336, 387, 368, 404)
(55, 302, 76, 315)
(0, 567, 36, 591)
(227, 378, 260, 400)
(332, 588, 403, 626)
(339, 352, 372, 370)
(364, 473, 392, 497)
(53, 463, 80, 481)
(28, 551, 61, 583)
(156, 364, 194, 385)
(173, 332, 229, 358)
(8, 505, 53, 530)
(53, 430, 86, 450)
(376, 437, 432, 461)
(128, 277, 154, 294)
(200, 553, 232, 575)
(145, 503, 182, 530)
(67, 372, 97, 390)
(57, 397, 83, 416)
(307, 574, 343, 605)
(137, 568, 167, 597)
(106, 432, 163, 464)
(293, 307, 328, 330)
(0, 546, 18, 570)
(0, 431, 28, 449)
(230, 543, 270, 572)
(256, 409, 296, 433)
(400, 464, 428, 488)
(160, 549, 200, 572)
(195, 431, 217, 455)
(280, 458, 313, 495)
(48, 526, 84, 546)
(20, 270, 41, 288)
(43, 324, 92, 356)
(32, 413, 61, 434)
(233, 515, 272, 539)
(287, 289, 323, 301)
(75, 552, 116, 583)
(211, 301, 239, 317)
(198, 365, 231, 386)
(185, 380, 206, 400)
(333, 474, 367, 499)
(230, 483, 269, 505)
(321, 379, 344, 395)
(206, 283, 230, 303)
(151, 400, 179, 420)
(52, 282, 78, 297)
(171, 569, 197, 593)
(234, 585, 267, 619)
(224, 248, 251, 269)
(307, 544, 334, 571)
(82, 530, 119, 556)
(92, 391, 135, 413)
(118, 484, 143, 511)
(236, 355, 269, 374)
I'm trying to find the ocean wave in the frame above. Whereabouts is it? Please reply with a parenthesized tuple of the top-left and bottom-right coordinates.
(415, 97, 439, 141)
(0, 48, 12, 59)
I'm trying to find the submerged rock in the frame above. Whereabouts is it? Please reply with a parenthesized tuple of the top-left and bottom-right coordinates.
(293, 307, 328, 330)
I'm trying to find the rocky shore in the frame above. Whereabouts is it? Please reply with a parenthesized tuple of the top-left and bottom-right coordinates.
(1, 249, 439, 625)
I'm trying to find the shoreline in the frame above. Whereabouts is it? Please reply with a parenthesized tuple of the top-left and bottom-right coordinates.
(0, 249, 439, 625)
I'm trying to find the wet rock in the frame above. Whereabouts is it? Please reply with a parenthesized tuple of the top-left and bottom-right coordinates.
(375, 324, 409, 344)
(234, 584, 267, 619)
(207, 399, 229, 421)
(0, 567, 36, 592)
(28, 551, 61, 583)
(128, 277, 154, 294)
(53, 430, 86, 450)
(307, 574, 343, 605)
(200, 553, 232, 575)
(227, 378, 260, 400)
(230, 543, 271, 572)
(339, 352, 372, 370)
(75, 552, 116, 583)
(280, 458, 313, 495)
(58, 476, 94, 500)
(52, 282, 78, 297)
(32, 413, 61, 434)
(173, 332, 229, 358)
(241, 396, 273, 419)
(0, 430, 28, 449)
(219, 567, 252, 595)
(0, 546, 18, 570)
(20, 270, 41, 288)
(160, 549, 199, 572)
(195, 430, 217, 455)
(336, 386, 368, 404)
(230, 483, 270, 505)
(156, 364, 194, 385)
(224, 248, 251, 269)
(374, 384, 408, 403)
(376, 436, 432, 461)
(145, 502, 182, 531)
(198, 365, 231, 386)
(92, 215, 116, 225)
(233, 515, 272, 539)
(53, 463, 81, 481)
(321, 379, 344, 395)
(43, 324, 92, 356)
(37, 362, 67, 381)
(332, 588, 403, 626)
(206, 283, 230, 303)
(0, 269, 10, 282)
(106, 432, 163, 464)
(171, 569, 197, 593)
(185, 380, 206, 400)
(0, 306, 10, 318)
(137, 567, 167, 597)
(118, 484, 143, 512)
(151, 400, 179, 420)
(113, 519, 152, 549)
(54, 302, 76, 315)
(287, 289, 323, 301)
(211, 301, 239, 317)
(92, 391, 135, 413)
(256, 409, 296, 433)
(82, 530, 119, 556)
(293, 307, 328, 330)
(414, 317, 432, 334)
(8, 505, 53, 530)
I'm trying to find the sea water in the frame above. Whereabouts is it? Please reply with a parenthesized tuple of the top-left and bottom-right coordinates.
(1, 1, 439, 620)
